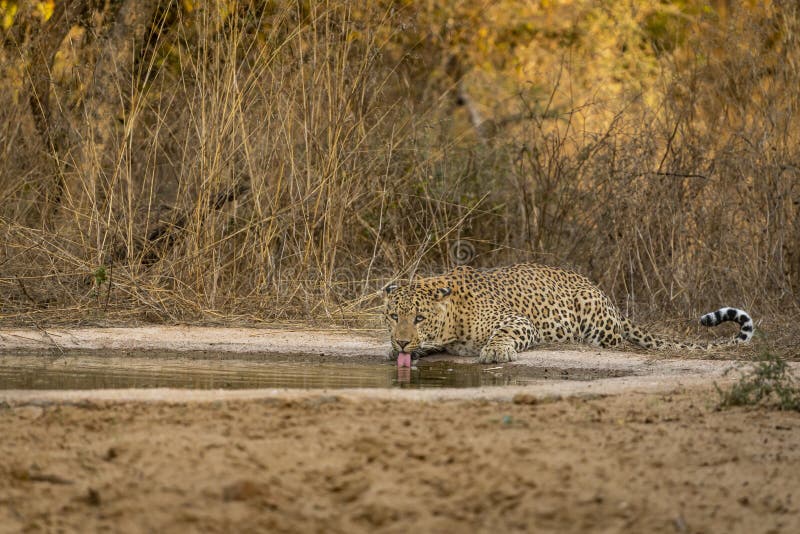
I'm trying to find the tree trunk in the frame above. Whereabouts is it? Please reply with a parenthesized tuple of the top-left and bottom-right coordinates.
(72, 0, 158, 263)
(29, 0, 158, 261)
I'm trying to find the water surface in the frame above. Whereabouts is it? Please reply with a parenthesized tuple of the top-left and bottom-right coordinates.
(0, 353, 630, 390)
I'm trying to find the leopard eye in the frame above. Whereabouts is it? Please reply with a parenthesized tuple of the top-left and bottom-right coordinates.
(390, 313, 398, 321)
(414, 315, 425, 324)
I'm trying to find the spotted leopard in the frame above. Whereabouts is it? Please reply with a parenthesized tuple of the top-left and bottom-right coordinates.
(383, 263, 754, 364)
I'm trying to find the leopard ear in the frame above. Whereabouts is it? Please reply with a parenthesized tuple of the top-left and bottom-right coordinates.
(435, 287, 452, 300)
(383, 283, 398, 295)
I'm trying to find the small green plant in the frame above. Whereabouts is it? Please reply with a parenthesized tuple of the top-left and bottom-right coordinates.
(717, 353, 800, 411)
(93, 266, 108, 287)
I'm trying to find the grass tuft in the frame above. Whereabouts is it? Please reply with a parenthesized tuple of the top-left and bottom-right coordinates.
(717, 353, 800, 411)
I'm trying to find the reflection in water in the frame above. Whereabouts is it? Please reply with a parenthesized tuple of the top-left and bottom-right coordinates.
(0, 354, 630, 391)
(396, 367, 412, 384)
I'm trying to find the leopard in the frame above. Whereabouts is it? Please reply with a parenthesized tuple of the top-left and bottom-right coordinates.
(383, 263, 754, 364)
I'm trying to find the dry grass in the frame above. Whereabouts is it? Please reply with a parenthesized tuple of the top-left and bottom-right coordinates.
(0, 1, 798, 347)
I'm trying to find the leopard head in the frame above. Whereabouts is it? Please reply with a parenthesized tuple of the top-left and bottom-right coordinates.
(383, 282, 452, 358)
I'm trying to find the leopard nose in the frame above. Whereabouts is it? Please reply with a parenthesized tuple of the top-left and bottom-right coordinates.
(396, 340, 410, 350)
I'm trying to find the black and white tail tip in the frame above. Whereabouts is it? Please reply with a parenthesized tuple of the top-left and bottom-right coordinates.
(700, 307, 754, 342)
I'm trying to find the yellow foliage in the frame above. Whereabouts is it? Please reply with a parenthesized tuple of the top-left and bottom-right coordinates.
(0, 0, 17, 30)
(51, 25, 88, 108)
(35, 0, 54, 22)
(218, 0, 236, 21)
(183, 0, 237, 19)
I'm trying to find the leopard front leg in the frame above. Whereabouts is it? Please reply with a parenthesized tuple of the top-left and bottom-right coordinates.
(478, 316, 539, 364)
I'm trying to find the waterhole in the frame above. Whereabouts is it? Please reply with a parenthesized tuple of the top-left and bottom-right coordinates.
(0, 353, 631, 390)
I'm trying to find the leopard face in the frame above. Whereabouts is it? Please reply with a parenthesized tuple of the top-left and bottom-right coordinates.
(383, 283, 452, 357)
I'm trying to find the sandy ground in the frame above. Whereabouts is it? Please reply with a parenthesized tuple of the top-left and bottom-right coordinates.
(1, 389, 799, 533)
(0, 325, 387, 356)
(1, 327, 799, 533)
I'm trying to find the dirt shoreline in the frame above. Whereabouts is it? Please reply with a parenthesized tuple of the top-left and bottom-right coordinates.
(0, 326, 776, 403)
(0, 325, 387, 356)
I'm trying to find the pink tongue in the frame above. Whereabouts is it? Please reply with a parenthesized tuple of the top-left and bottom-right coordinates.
(397, 352, 412, 368)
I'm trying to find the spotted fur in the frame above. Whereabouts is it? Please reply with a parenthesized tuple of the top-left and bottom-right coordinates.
(383, 263, 754, 364)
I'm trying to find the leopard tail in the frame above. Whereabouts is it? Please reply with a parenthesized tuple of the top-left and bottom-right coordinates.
(620, 307, 754, 350)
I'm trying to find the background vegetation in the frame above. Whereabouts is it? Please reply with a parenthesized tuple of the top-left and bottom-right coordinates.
(0, 0, 798, 340)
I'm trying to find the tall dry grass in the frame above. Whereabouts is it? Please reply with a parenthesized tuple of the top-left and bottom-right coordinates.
(0, 1, 798, 334)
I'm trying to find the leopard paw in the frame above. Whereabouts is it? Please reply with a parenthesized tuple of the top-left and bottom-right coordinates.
(478, 344, 517, 364)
